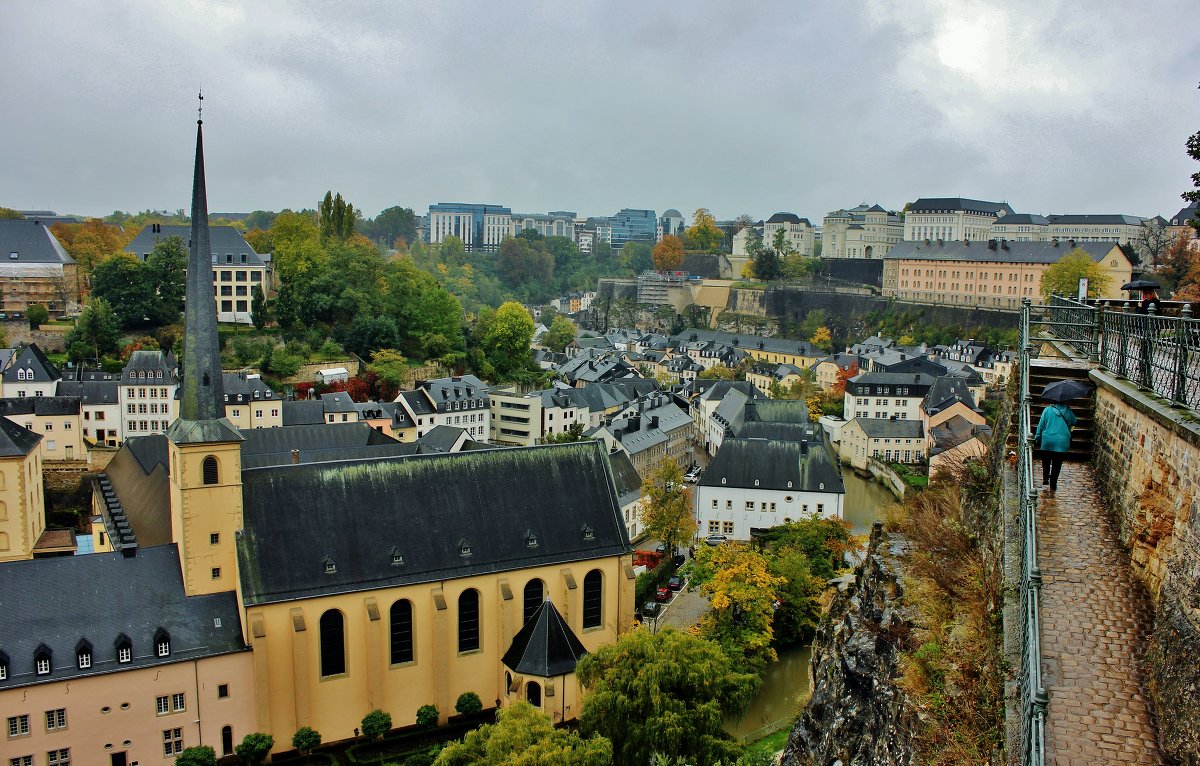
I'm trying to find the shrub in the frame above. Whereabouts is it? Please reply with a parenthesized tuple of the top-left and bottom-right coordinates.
(290, 726, 320, 756)
(27, 304, 49, 329)
(236, 732, 275, 765)
(361, 708, 392, 741)
(174, 746, 217, 766)
(404, 748, 439, 766)
(415, 704, 439, 729)
(454, 691, 483, 716)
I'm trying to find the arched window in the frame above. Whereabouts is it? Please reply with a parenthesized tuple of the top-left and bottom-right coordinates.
(221, 726, 234, 756)
(389, 600, 413, 665)
(202, 456, 219, 485)
(526, 681, 541, 707)
(522, 579, 544, 625)
(319, 609, 346, 677)
(582, 569, 603, 629)
(458, 589, 480, 653)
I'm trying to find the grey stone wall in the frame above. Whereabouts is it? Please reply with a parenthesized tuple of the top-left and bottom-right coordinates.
(1091, 371, 1200, 763)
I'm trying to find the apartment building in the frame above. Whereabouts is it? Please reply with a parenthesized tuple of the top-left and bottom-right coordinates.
(1044, 214, 1147, 245)
(844, 372, 937, 421)
(904, 197, 1015, 242)
(1, 344, 60, 398)
(118, 351, 179, 440)
(489, 387, 590, 447)
(57, 372, 121, 446)
(822, 203, 903, 259)
(989, 213, 1050, 242)
(512, 211, 576, 240)
(395, 375, 491, 440)
(0, 396, 85, 462)
(762, 212, 816, 256)
(427, 203, 513, 252)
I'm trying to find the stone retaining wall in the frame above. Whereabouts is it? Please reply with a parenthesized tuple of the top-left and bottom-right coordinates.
(1091, 370, 1200, 762)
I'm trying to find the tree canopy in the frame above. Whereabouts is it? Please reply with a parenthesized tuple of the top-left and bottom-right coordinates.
(639, 458, 697, 553)
(652, 235, 685, 271)
(473, 301, 537, 381)
(1040, 249, 1112, 300)
(685, 208, 724, 252)
(577, 628, 756, 766)
(318, 190, 356, 240)
(540, 314, 577, 353)
(434, 702, 611, 766)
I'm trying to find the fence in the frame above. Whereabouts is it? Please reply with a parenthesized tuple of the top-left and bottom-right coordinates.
(1015, 300, 1048, 766)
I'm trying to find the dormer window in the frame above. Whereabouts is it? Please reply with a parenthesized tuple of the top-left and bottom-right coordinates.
(115, 634, 132, 663)
(754, 479, 760, 486)
(323, 556, 337, 574)
(76, 639, 93, 669)
(154, 628, 171, 658)
(35, 645, 52, 675)
(580, 524, 595, 541)
(458, 538, 472, 557)
(0, 650, 9, 680)
(390, 547, 404, 566)
(525, 531, 539, 549)
(787, 481, 793, 488)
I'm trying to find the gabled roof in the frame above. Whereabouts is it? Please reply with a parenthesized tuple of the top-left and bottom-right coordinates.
(3, 344, 60, 383)
(238, 421, 403, 468)
(699, 437, 844, 494)
(120, 350, 177, 381)
(0, 220, 74, 265)
(922, 377, 978, 414)
(907, 198, 1014, 216)
(222, 373, 275, 402)
(846, 371, 937, 391)
(164, 418, 243, 445)
(766, 212, 802, 224)
(0, 545, 245, 691)
(320, 391, 356, 413)
(236, 441, 629, 605)
(749, 399, 815, 425)
(282, 399, 325, 426)
(124, 224, 268, 267)
(883, 239, 1126, 264)
(417, 425, 469, 453)
(56, 379, 120, 405)
(851, 418, 925, 439)
(0, 418, 41, 457)
(501, 600, 589, 677)
(606, 450, 644, 508)
(0, 395, 81, 417)
(930, 415, 992, 454)
(100, 436, 171, 547)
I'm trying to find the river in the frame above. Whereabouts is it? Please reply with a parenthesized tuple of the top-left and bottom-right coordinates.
(723, 470, 898, 740)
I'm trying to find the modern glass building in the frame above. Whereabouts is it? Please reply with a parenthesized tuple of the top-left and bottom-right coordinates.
(427, 203, 513, 252)
(609, 208, 657, 250)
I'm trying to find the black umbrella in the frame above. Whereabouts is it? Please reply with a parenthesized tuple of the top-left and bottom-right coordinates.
(1121, 279, 1161, 291)
(1041, 379, 1090, 402)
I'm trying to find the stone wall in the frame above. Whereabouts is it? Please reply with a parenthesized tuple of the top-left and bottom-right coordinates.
(781, 522, 917, 766)
(1090, 370, 1200, 762)
(764, 288, 1021, 333)
(818, 257, 885, 288)
(1, 320, 71, 351)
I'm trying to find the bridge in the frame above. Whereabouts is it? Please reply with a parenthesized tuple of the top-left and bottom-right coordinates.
(1008, 296, 1200, 765)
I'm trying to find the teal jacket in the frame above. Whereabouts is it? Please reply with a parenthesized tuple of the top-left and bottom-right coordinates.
(1036, 403, 1077, 453)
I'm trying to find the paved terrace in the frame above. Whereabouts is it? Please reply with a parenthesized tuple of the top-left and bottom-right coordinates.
(1037, 461, 1164, 765)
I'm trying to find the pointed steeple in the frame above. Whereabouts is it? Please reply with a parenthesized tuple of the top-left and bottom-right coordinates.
(179, 104, 225, 422)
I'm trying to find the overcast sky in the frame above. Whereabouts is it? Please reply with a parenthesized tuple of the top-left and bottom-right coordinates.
(3, 1, 1198, 222)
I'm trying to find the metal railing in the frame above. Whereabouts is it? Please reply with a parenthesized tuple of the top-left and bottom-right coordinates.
(1046, 295, 1100, 359)
(1016, 299, 1048, 766)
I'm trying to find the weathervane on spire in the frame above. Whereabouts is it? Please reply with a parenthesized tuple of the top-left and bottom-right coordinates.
(197, 89, 204, 124)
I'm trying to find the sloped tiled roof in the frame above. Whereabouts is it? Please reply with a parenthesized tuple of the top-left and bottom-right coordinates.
(699, 437, 844, 494)
(501, 600, 589, 677)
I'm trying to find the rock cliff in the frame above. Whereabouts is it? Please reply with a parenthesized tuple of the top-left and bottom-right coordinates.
(781, 522, 917, 766)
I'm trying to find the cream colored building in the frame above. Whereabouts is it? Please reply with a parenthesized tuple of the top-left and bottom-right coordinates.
(0, 396, 86, 462)
(905, 198, 1014, 242)
(989, 213, 1049, 241)
(762, 213, 816, 256)
(883, 240, 1134, 310)
(1045, 214, 1147, 245)
(822, 204, 903, 259)
(0, 420, 45, 562)
(222, 373, 283, 430)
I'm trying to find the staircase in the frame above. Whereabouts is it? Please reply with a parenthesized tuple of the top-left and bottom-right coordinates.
(1028, 359, 1095, 461)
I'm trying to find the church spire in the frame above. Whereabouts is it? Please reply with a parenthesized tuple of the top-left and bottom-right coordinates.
(179, 97, 225, 421)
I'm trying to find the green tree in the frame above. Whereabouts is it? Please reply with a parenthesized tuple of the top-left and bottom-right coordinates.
(685, 208, 724, 252)
(1039, 248, 1112, 300)
(750, 248, 781, 281)
(440, 235, 468, 266)
(617, 241, 654, 274)
(416, 704, 440, 729)
(542, 422, 587, 443)
(435, 702, 611, 766)
(0, 207, 23, 219)
(367, 348, 410, 395)
(577, 628, 755, 766)
(335, 314, 400, 358)
(540, 314, 576, 353)
(174, 746, 217, 766)
(1184, 127, 1200, 233)
(768, 548, 824, 645)
(318, 190, 356, 240)
(454, 691, 483, 716)
(250, 285, 269, 330)
(639, 458, 697, 554)
(361, 708, 392, 741)
(91, 253, 158, 329)
(368, 205, 419, 250)
(27, 304, 49, 329)
(652, 235, 685, 271)
(236, 732, 275, 765)
(771, 227, 797, 259)
(478, 301, 536, 380)
(66, 298, 121, 362)
(292, 728, 321, 764)
(144, 235, 188, 325)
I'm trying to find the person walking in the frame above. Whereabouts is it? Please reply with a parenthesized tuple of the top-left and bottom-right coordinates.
(1036, 401, 1077, 493)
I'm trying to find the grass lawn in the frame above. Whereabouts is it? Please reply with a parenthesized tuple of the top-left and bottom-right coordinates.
(743, 728, 790, 759)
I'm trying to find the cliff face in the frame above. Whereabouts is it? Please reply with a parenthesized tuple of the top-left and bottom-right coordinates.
(781, 522, 917, 766)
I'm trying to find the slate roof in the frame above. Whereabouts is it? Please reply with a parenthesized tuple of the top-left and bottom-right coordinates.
(0, 395, 81, 417)
(767, 212, 803, 224)
(397, 389, 437, 416)
(883, 239, 1123, 264)
(102, 435, 171, 547)
(121, 350, 178, 382)
(699, 437, 844, 494)
(846, 372, 937, 392)
(0, 545, 245, 690)
(3, 343, 60, 383)
(124, 224, 268, 267)
(236, 441, 630, 605)
(417, 375, 490, 412)
(907, 198, 1014, 216)
(671, 330, 823, 358)
(501, 600, 589, 677)
(1046, 214, 1145, 226)
(320, 391, 356, 413)
(736, 421, 823, 442)
(418, 425, 468, 453)
(223, 373, 275, 403)
(0, 220, 74, 265)
(0, 418, 41, 456)
(238, 421, 403, 468)
(164, 417, 243, 445)
(923, 377, 978, 413)
(56, 379, 120, 405)
(607, 450, 644, 508)
(1169, 203, 1198, 226)
(994, 213, 1049, 225)
(749, 399, 815, 425)
(282, 400, 325, 426)
(852, 418, 926, 439)
(930, 416, 993, 455)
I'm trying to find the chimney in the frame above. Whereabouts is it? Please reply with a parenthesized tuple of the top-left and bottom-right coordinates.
(1067, 239, 1075, 248)
(291, 449, 300, 464)
(1001, 239, 1009, 250)
(988, 240, 997, 251)
(650, 415, 659, 429)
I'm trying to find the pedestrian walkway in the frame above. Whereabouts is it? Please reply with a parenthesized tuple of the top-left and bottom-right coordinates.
(1037, 461, 1164, 765)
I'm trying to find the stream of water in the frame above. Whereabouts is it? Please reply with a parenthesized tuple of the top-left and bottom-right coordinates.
(722, 470, 899, 740)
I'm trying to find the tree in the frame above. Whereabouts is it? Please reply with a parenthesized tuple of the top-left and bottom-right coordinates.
(367, 349, 410, 399)
(434, 701, 611, 766)
(478, 301, 536, 380)
(639, 458, 697, 554)
(809, 325, 832, 352)
(1135, 218, 1172, 267)
(368, 205, 419, 250)
(66, 298, 121, 362)
(750, 248, 781, 281)
(49, 218, 133, 295)
(542, 422, 587, 443)
(27, 304, 48, 329)
(685, 208, 724, 252)
(291, 728, 321, 764)
(540, 314, 576, 353)
(1039, 248, 1112, 300)
(250, 285, 269, 330)
(416, 704, 439, 729)
(318, 191, 356, 240)
(0, 207, 23, 219)
(1184, 126, 1200, 233)
(832, 361, 859, 396)
(1157, 230, 1198, 294)
(91, 253, 159, 329)
(174, 746, 217, 766)
(689, 542, 785, 676)
(236, 732, 275, 765)
(652, 235, 684, 271)
(577, 627, 756, 766)
(144, 235, 188, 325)
(454, 691, 483, 716)
(361, 708, 392, 741)
(617, 241, 654, 274)
(335, 314, 400, 358)
(771, 227, 796, 259)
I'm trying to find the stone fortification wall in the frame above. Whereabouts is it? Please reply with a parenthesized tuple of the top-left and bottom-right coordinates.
(1, 320, 70, 351)
(819, 257, 884, 287)
(1091, 370, 1200, 762)
(763, 288, 1020, 332)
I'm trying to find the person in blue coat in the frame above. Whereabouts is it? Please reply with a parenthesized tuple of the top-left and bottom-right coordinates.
(1036, 402, 1077, 492)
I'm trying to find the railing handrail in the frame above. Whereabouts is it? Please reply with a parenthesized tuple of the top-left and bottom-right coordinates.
(1017, 297, 1048, 766)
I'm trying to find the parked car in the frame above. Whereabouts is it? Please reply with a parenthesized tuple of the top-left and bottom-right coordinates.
(668, 575, 684, 591)
(641, 601, 659, 618)
(654, 542, 667, 555)
(655, 586, 671, 602)
(684, 467, 702, 483)
(704, 534, 727, 547)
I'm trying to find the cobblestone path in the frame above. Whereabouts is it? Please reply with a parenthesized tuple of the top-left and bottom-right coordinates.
(1038, 461, 1165, 765)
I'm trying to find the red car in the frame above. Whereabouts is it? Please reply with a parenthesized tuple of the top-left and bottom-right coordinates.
(655, 586, 671, 602)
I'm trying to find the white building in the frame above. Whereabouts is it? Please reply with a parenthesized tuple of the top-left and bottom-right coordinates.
(905, 198, 1014, 242)
(843, 372, 936, 422)
(696, 434, 845, 541)
(395, 375, 491, 441)
(0, 344, 60, 399)
(118, 351, 179, 440)
(57, 372, 122, 447)
(822, 204, 903, 259)
(762, 212, 816, 256)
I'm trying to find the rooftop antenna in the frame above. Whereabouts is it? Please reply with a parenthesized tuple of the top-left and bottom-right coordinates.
(197, 89, 204, 124)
